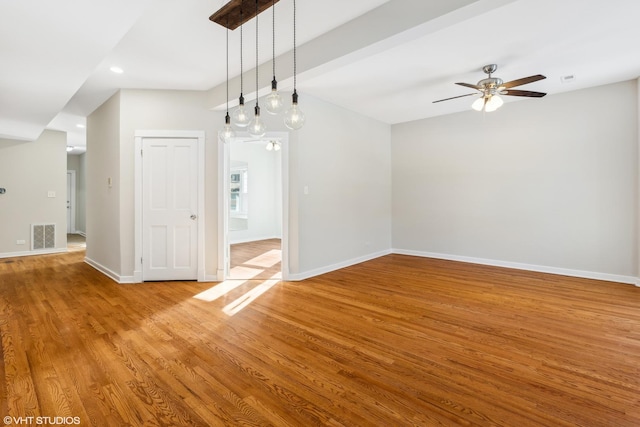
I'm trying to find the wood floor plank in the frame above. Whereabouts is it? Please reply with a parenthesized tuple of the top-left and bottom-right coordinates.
(1, 249, 639, 426)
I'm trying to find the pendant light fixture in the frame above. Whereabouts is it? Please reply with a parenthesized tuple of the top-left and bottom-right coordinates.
(265, 0, 283, 114)
(232, 9, 250, 128)
(266, 139, 281, 151)
(284, 0, 305, 130)
(248, 0, 267, 137)
(209, 0, 304, 130)
(471, 94, 504, 112)
(221, 20, 235, 141)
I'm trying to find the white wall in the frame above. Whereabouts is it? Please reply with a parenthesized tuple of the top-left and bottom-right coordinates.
(392, 80, 639, 282)
(637, 77, 640, 286)
(229, 142, 282, 243)
(0, 130, 67, 256)
(86, 92, 122, 276)
(290, 94, 393, 278)
(119, 89, 220, 279)
(77, 153, 87, 234)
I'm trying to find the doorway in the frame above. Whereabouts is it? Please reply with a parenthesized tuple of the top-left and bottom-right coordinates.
(66, 170, 76, 233)
(218, 132, 289, 281)
(134, 130, 205, 282)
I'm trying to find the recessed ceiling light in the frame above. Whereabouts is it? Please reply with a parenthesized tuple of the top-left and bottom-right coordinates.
(110, 66, 124, 74)
(76, 124, 85, 129)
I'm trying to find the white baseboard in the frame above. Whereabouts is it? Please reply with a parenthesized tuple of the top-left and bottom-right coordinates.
(287, 249, 392, 281)
(392, 248, 639, 286)
(0, 248, 67, 259)
(75, 231, 86, 237)
(125, 270, 217, 284)
(84, 257, 136, 284)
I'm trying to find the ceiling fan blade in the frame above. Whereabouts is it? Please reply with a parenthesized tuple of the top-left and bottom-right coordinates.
(455, 82, 481, 90)
(502, 89, 547, 98)
(432, 93, 478, 103)
(501, 74, 546, 89)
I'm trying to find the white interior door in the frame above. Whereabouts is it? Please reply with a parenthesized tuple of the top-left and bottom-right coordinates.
(142, 138, 198, 281)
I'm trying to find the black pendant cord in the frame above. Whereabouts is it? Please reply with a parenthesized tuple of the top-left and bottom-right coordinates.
(225, 22, 230, 120)
(271, 0, 276, 83)
(239, 9, 244, 104)
(255, 0, 259, 109)
(293, 0, 297, 95)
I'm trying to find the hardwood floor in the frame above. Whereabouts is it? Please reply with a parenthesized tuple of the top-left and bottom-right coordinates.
(1, 251, 639, 426)
(67, 233, 86, 252)
(229, 239, 281, 280)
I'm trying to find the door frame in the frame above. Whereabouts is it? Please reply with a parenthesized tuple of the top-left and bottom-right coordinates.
(217, 131, 290, 281)
(134, 130, 206, 283)
(66, 170, 76, 234)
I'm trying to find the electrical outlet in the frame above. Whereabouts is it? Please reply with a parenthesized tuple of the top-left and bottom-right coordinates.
(47, 191, 56, 198)
(16, 240, 26, 245)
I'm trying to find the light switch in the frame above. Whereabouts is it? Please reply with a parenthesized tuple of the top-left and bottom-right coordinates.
(47, 191, 56, 198)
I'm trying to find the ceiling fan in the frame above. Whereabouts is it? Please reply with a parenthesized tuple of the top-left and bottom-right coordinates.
(433, 64, 547, 112)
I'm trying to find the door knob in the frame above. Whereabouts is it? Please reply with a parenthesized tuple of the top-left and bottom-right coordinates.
(190, 214, 197, 220)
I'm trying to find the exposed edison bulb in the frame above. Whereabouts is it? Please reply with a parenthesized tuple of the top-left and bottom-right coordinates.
(232, 94, 250, 128)
(221, 113, 235, 141)
(284, 91, 305, 130)
(265, 79, 284, 115)
(248, 106, 267, 137)
(485, 95, 503, 112)
(472, 97, 486, 112)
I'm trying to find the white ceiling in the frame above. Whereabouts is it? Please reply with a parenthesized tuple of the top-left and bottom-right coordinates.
(2, 0, 640, 154)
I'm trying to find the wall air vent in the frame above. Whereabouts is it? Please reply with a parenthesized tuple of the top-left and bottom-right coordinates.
(32, 224, 56, 250)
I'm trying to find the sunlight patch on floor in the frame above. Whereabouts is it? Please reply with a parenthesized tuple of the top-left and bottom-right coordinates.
(245, 249, 282, 268)
(226, 265, 265, 280)
(223, 274, 281, 316)
(194, 241, 282, 313)
(193, 279, 249, 302)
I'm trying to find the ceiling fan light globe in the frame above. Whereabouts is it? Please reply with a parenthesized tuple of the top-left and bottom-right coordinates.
(471, 97, 485, 111)
(485, 95, 503, 112)
(489, 94, 504, 108)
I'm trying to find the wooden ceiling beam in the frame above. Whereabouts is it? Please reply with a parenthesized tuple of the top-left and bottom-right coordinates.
(209, 0, 280, 31)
